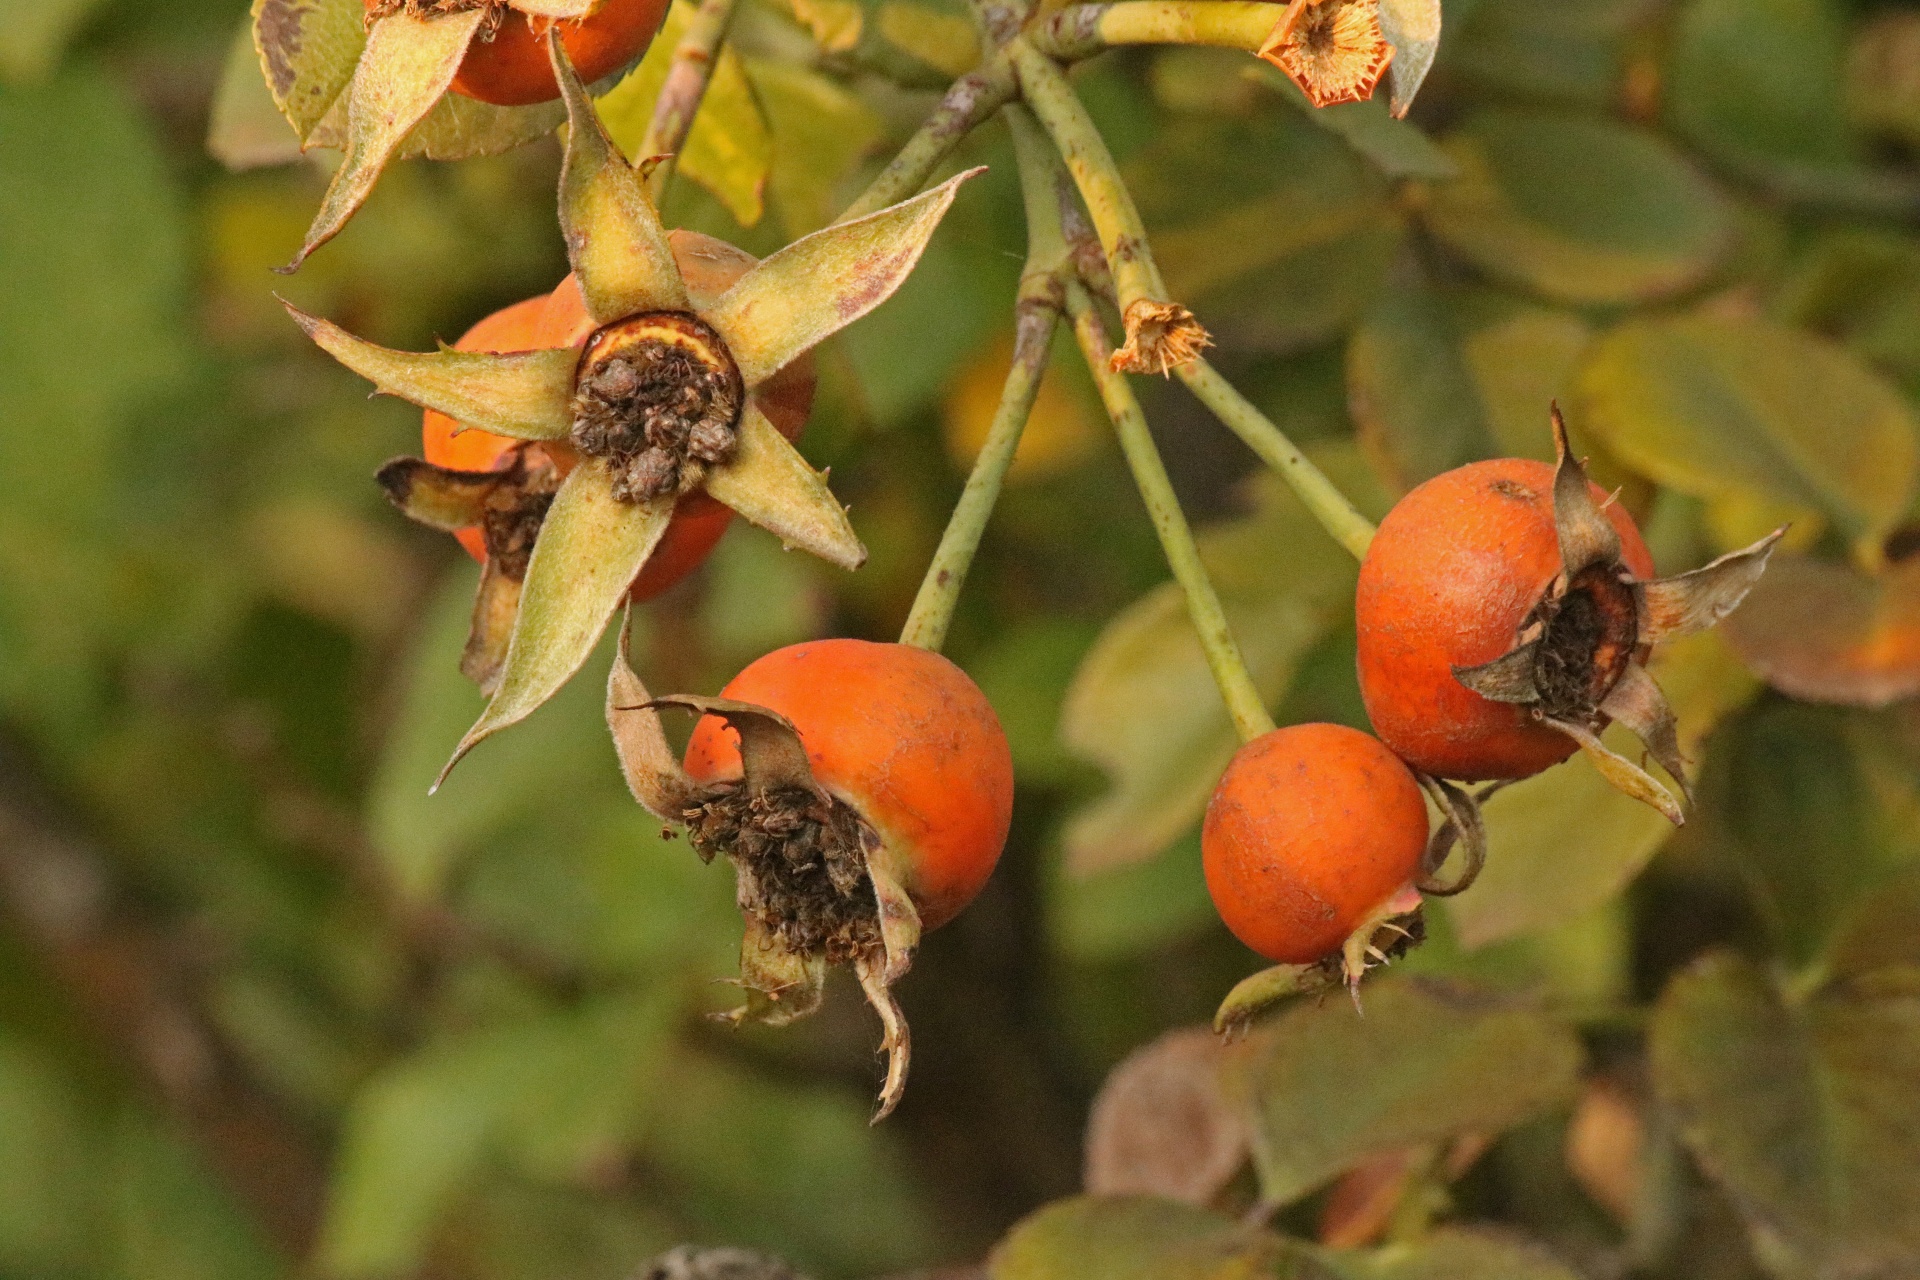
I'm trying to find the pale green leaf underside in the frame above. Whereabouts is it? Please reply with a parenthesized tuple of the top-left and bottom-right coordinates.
(704, 167, 982, 388)
(441, 463, 673, 786)
(288, 304, 576, 440)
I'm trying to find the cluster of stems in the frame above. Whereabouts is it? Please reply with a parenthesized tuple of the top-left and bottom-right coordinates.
(653, 0, 1381, 742)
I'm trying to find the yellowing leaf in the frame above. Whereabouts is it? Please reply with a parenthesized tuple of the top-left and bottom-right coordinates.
(877, 2, 980, 77)
(596, 0, 771, 228)
(944, 331, 1102, 482)
(1577, 313, 1920, 565)
(791, 0, 864, 53)
(745, 57, 885, 235)
(990, 1197, 1292, 1280)
(251, 0, 366, 142)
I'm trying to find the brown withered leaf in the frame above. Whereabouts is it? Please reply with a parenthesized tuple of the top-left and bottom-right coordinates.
(1721, 552, 1920, 707)
(1564, 1076, 1647, 1225)
(1084, 1027, 1250, 1205)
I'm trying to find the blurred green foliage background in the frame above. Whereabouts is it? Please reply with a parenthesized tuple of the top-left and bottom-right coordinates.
(3, 0, 1920, 1277)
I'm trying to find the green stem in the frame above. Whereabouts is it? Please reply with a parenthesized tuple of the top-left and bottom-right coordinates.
(901, 108, 1070, 651)
(641, 0, 740, 201)
(838, 52, 1017, 221)
(1177, 360, 1376, 560)
(1065, 282, 1275, 744)
(1007, 38, 1166, 312)
(1029, 0, 1280, 60)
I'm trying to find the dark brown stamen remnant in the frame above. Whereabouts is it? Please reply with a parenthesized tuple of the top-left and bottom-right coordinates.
(571, 312, 744, 504)
(366, 0, 505, 28)
(478, 449, 563, 581)
(1528, 563, 1638, 722)
(686, 785, 882, 963)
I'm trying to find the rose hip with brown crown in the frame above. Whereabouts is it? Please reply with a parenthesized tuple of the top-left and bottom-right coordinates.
(609, 638, 1014, 1120)
(363, 0, 669, 106)
(374, 231, 816, 694)
(1203, 722, 1428, 1003)
(1355, 408, 1783, 823)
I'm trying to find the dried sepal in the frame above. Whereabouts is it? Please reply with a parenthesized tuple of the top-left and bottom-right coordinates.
(1636, 528, 1787, 644)
(1378, 0, 1440, 118)
(550, 29, 690, 323)
(438, 461, 675, 787)
(1549, 717, 1686, 826)
(283, 9, 488, 271)
(699, 169, 985, 388)
(1338, 883, 1424, 1007)
(464, 561, 522, 694)
(1258, 0, 1395, 110)
(287, 304, 577, 439)
(854, 948, 911, 1122)
(606, 617, 705, 819)
(723, 915, 827, 1029)
(1453, 641, 1542, 706)
(1108, 300, 1212, 376)
(867, 858, 923, 987)
(639, 695, 824, 798)
(374, 456, 497, 530)
(1415, 775, 1494, 898)
(701, 403, 867, 569)
(1596, 661, 1691, 807)
(1550, 405, 1622, 576)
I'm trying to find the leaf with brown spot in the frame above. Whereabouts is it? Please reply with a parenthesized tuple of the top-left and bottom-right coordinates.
(252, 0, 366, 143)
(285, 9, 486, 269)
(1084, 1027, 1250, 1205)
(1721, 552, 1920, 706)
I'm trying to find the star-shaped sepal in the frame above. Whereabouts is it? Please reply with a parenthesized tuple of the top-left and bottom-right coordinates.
(605, 630, 924, 1120)
(288, 33, 980, 787)
(1452, 407, 1785, 826)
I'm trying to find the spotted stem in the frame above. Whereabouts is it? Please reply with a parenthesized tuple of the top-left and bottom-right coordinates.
(640, 0, 741, 200)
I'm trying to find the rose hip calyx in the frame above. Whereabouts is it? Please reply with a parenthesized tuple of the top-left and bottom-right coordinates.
(570, 312, 745, 504)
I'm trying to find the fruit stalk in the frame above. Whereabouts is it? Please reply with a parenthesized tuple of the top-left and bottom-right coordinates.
(1028, 0, 1281, 60)
(838, 53, 1018, 221)
(901, 108, 1069, 651)
(640, 0, 741, 199)
(1176, 360, 1377, 560)
(1066, 281, 1276, 743)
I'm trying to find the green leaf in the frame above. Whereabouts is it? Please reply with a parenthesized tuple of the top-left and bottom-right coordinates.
(110, 1106, 286, 1280)
(251, 0, 366, 143)
(595, 0, 773, 227)
(1446, 632, 1760, 950)
(1576, 314, 1920, 564)
(1323, 1229, 1584, 1280)
(1714, 700, 1920, 963)
(209, 15, 305, 169)
(989, 1196, 1296, 1280)
(1771, 228, 1920, 399)
(1444, 0, 1646, 107)
(1420, 111, 1735, 305)
(1059, 448, 1380, 874)
(1233, 976, 1583, 1205)
(1256, 66, 1455, 179)
(1136, 114, 1404, 349)
(1347, 278, 1499, 493)
(1652, 951, 1920, 1276)
(1665, 0, 1920, 213)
